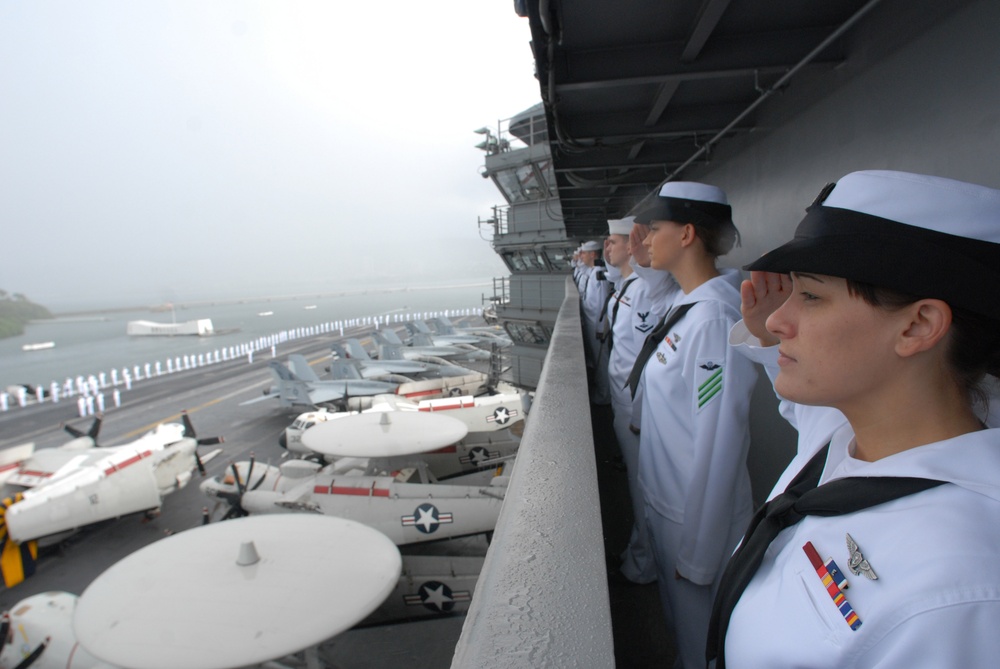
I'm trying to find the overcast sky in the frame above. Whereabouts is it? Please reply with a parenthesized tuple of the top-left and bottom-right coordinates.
(0, 1, 540, 309)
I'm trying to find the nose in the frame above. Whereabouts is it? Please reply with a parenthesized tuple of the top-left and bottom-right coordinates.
(766, 297, 794, 340)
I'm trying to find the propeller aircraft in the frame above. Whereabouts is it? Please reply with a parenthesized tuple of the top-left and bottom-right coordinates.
(280, 390, 524, 477)
(200, 412, 509, 544)
(0, 412, 223, 587)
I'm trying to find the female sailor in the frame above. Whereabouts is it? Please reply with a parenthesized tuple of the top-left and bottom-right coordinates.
(626, 182, 757, 669)
(709, 170, 1000, 668)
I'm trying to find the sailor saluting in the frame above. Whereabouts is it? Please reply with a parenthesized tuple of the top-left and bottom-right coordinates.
(710, 170, 1000, 668)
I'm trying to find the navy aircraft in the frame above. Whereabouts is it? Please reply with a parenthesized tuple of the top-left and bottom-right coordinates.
(377, 328, 492, 363)
(200, 412, 509, 544)
(0, 412, 223, 587)
(240, 355, 398, 410)
(332, 339, 431, 376)
(324, 352, 489, 402)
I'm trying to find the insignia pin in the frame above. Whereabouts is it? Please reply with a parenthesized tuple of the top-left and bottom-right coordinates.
(846, 533, 878, 581)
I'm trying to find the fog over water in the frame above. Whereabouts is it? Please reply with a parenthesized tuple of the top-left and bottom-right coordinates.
(1, 283, 490, 391)
(0, 1, 539, 311)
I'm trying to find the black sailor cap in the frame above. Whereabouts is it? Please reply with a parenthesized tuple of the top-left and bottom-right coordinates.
(631, 182, 732, 227)
(747, 170, 1000, 320)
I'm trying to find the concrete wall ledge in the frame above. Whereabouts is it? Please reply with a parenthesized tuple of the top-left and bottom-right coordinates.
(452, 277, 613, 668)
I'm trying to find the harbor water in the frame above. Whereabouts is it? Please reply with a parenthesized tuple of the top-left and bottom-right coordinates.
(0, 283, 492, 394)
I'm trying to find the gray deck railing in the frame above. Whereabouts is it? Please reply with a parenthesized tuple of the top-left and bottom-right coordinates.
(451, 277, 614, 668)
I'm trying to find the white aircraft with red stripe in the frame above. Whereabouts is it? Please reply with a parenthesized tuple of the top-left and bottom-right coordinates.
(0, 413, 223, 586)
(280, 390, 525, 478)
(201, 412, 509, 544)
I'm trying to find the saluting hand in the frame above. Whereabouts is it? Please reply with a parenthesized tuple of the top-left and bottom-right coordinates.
(740, 271, 791, 347)
(629, 224, 651, 267)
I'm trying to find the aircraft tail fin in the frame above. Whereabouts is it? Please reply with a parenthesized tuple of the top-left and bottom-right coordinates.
(0, 494, 38, 587)
(412, 333, 436, 347)
(431, 317, 457, 334)
(344, 339, 373, 361)
(268, 360, 298, 382)
(330, 342, 349, 360)
(288, 354, 321, 382)
(329, 360, 364, 380)
(376, 329, 404, 346)
(267, 362, 314, 407)
(404, 320, 433, 335)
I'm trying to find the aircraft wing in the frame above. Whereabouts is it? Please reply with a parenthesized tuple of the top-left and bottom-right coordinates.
(6, 450, 95, 488)
(306, 386, 346, 405)
(239, 394, 278, 406)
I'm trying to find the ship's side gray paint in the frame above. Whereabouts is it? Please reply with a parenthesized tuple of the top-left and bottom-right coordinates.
(452, 278, 613, 668)
(691, 0, 1000, 502)
(697, 0, 1000, 270)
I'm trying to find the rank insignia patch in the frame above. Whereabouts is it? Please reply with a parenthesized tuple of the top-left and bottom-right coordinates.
(696, 360, 724, 409)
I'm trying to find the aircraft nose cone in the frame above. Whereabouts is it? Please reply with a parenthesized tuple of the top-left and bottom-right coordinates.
(279, 432, 288, 449)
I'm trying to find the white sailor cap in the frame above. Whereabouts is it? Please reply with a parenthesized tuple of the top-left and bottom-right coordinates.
(580, 240, 602, 252)
(631, 182, 732, 226)
(748, 170, 1000, 319)
(608, 216, 635, 236)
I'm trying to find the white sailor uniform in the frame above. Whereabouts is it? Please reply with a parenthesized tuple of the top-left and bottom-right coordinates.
(637, 273, 757, 669)
(720, 325, 1000, 668)
(582, 263, 613, 403)
(609, 261, 679, 582)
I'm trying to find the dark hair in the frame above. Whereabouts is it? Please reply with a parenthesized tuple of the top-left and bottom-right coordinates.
(691, 219, 740, 257)
(846, 280, 1000, 408)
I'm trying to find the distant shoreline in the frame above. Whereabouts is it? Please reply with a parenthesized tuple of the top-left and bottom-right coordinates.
(47, 281, 494, 319)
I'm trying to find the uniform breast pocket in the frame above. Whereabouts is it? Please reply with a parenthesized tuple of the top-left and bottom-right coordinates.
(794, 565, 851, 647)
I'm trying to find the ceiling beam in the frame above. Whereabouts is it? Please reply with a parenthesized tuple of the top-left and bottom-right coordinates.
(682, 0, 733, 62)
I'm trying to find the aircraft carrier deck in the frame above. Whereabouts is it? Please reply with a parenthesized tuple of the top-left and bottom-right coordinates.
(0, 322, 486, 667)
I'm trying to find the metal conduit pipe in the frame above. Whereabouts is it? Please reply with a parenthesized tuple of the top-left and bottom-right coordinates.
(664, 0, 886, 182)
(451, 277, 613, 668)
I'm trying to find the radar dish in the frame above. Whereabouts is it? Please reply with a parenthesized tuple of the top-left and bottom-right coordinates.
(301, 411, 469, 458)
(73, 515, 401, 669)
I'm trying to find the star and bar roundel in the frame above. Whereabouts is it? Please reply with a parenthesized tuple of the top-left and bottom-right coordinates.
(485, 406, 518, 426)
(403, 580, 472, 612)
(401, 503, 454, 534)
